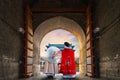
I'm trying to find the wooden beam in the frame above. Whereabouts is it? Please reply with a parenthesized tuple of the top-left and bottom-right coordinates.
(31, 8, 86, 13)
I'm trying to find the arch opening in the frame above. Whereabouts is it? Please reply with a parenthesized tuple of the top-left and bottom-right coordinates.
(40, 29, 80, 75)
(33, 16, 86, 77)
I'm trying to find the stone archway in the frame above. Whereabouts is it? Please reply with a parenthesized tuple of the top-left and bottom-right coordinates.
(33, 16, 86, 77)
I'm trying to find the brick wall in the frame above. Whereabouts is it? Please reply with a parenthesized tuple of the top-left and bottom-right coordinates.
(0, 0, 24, 79)
(93, 0, 120, 79)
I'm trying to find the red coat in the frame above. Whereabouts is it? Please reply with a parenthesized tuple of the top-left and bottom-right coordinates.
(60, 48, 76, 75)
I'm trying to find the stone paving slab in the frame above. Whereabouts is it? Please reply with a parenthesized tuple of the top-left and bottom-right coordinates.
(19, 76, 120, 80)
(19, 76, 98, 80)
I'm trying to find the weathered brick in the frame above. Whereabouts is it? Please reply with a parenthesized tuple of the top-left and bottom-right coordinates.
(93, 0, 120, 79)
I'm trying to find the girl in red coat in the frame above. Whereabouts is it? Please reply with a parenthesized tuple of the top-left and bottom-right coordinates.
(60, 42, 76, 78)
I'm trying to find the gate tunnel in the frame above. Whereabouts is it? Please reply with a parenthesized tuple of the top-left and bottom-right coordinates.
(33, 16, 86, 77)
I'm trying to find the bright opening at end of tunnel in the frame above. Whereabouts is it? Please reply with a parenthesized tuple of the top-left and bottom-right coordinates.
(40, 29, 80, 59)
(40, 29, 80, 75)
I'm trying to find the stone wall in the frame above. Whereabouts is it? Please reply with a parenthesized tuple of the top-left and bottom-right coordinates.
(0, 0, 24, 79)
(32, 13, 86, 32)
(93, 0, 120, 79)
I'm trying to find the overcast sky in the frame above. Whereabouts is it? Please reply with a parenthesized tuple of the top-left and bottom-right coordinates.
(40, 29, 80, 59)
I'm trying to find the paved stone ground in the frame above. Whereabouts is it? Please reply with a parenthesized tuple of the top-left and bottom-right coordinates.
(20, 76, 101, 80)
(19, 74, 120, 80)
(20, 76, 120, 80)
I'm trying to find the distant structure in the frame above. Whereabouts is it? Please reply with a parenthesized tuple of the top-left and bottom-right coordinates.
(46, 43, 75, 51)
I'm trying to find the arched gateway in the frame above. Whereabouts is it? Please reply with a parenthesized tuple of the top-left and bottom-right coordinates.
(33, 16, 86, 77)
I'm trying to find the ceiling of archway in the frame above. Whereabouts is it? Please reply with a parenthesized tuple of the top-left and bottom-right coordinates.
(28, 0, 88, 33)
(34, 16, 86, 47)
(33, 13, 86, 32)
(29, 0, 88, 8)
